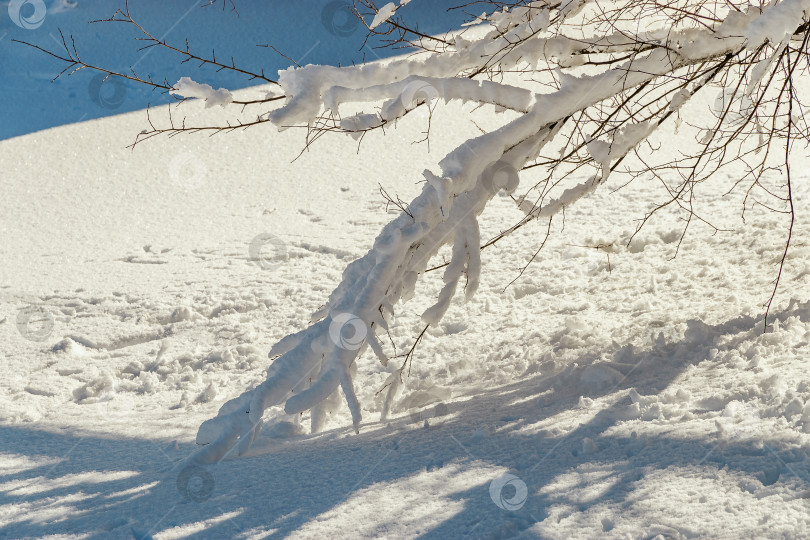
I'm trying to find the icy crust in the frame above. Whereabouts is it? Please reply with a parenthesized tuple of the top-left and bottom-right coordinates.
(192, 1, 810, 463)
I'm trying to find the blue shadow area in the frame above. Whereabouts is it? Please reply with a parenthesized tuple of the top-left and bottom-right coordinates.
(1, 0, 468, 141)
(1, 307, 807, 538)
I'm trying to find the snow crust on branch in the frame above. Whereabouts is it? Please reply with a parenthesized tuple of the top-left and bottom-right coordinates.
(268, 2, 605, 128)
(190, 0, 810, 464)
(586, 121, 656, 181)
(171, 76, 234, 108)
(370, 2, 397, 30)
(745, 0, 810, 46)
(324, 76, 533, 121)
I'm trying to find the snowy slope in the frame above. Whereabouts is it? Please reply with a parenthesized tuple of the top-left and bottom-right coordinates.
(3, 25, 810, 540)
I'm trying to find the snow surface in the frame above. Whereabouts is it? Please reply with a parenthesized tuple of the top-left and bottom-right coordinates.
(3, 4, 810, 540)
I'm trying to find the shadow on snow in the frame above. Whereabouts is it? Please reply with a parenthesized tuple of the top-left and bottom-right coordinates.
(1, 303, 809, 539)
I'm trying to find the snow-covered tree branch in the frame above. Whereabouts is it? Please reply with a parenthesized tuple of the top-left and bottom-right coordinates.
(188, 0, 810, 464)
(19, 0, 810, 464)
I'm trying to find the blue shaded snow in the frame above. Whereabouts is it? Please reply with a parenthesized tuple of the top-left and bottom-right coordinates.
(1, 0, 467, 141)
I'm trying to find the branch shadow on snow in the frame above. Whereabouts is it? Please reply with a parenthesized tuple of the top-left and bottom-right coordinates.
(2, 304, 809, 538)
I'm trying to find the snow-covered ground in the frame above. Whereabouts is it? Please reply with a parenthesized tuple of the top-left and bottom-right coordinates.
(3, 4, 810, 540)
